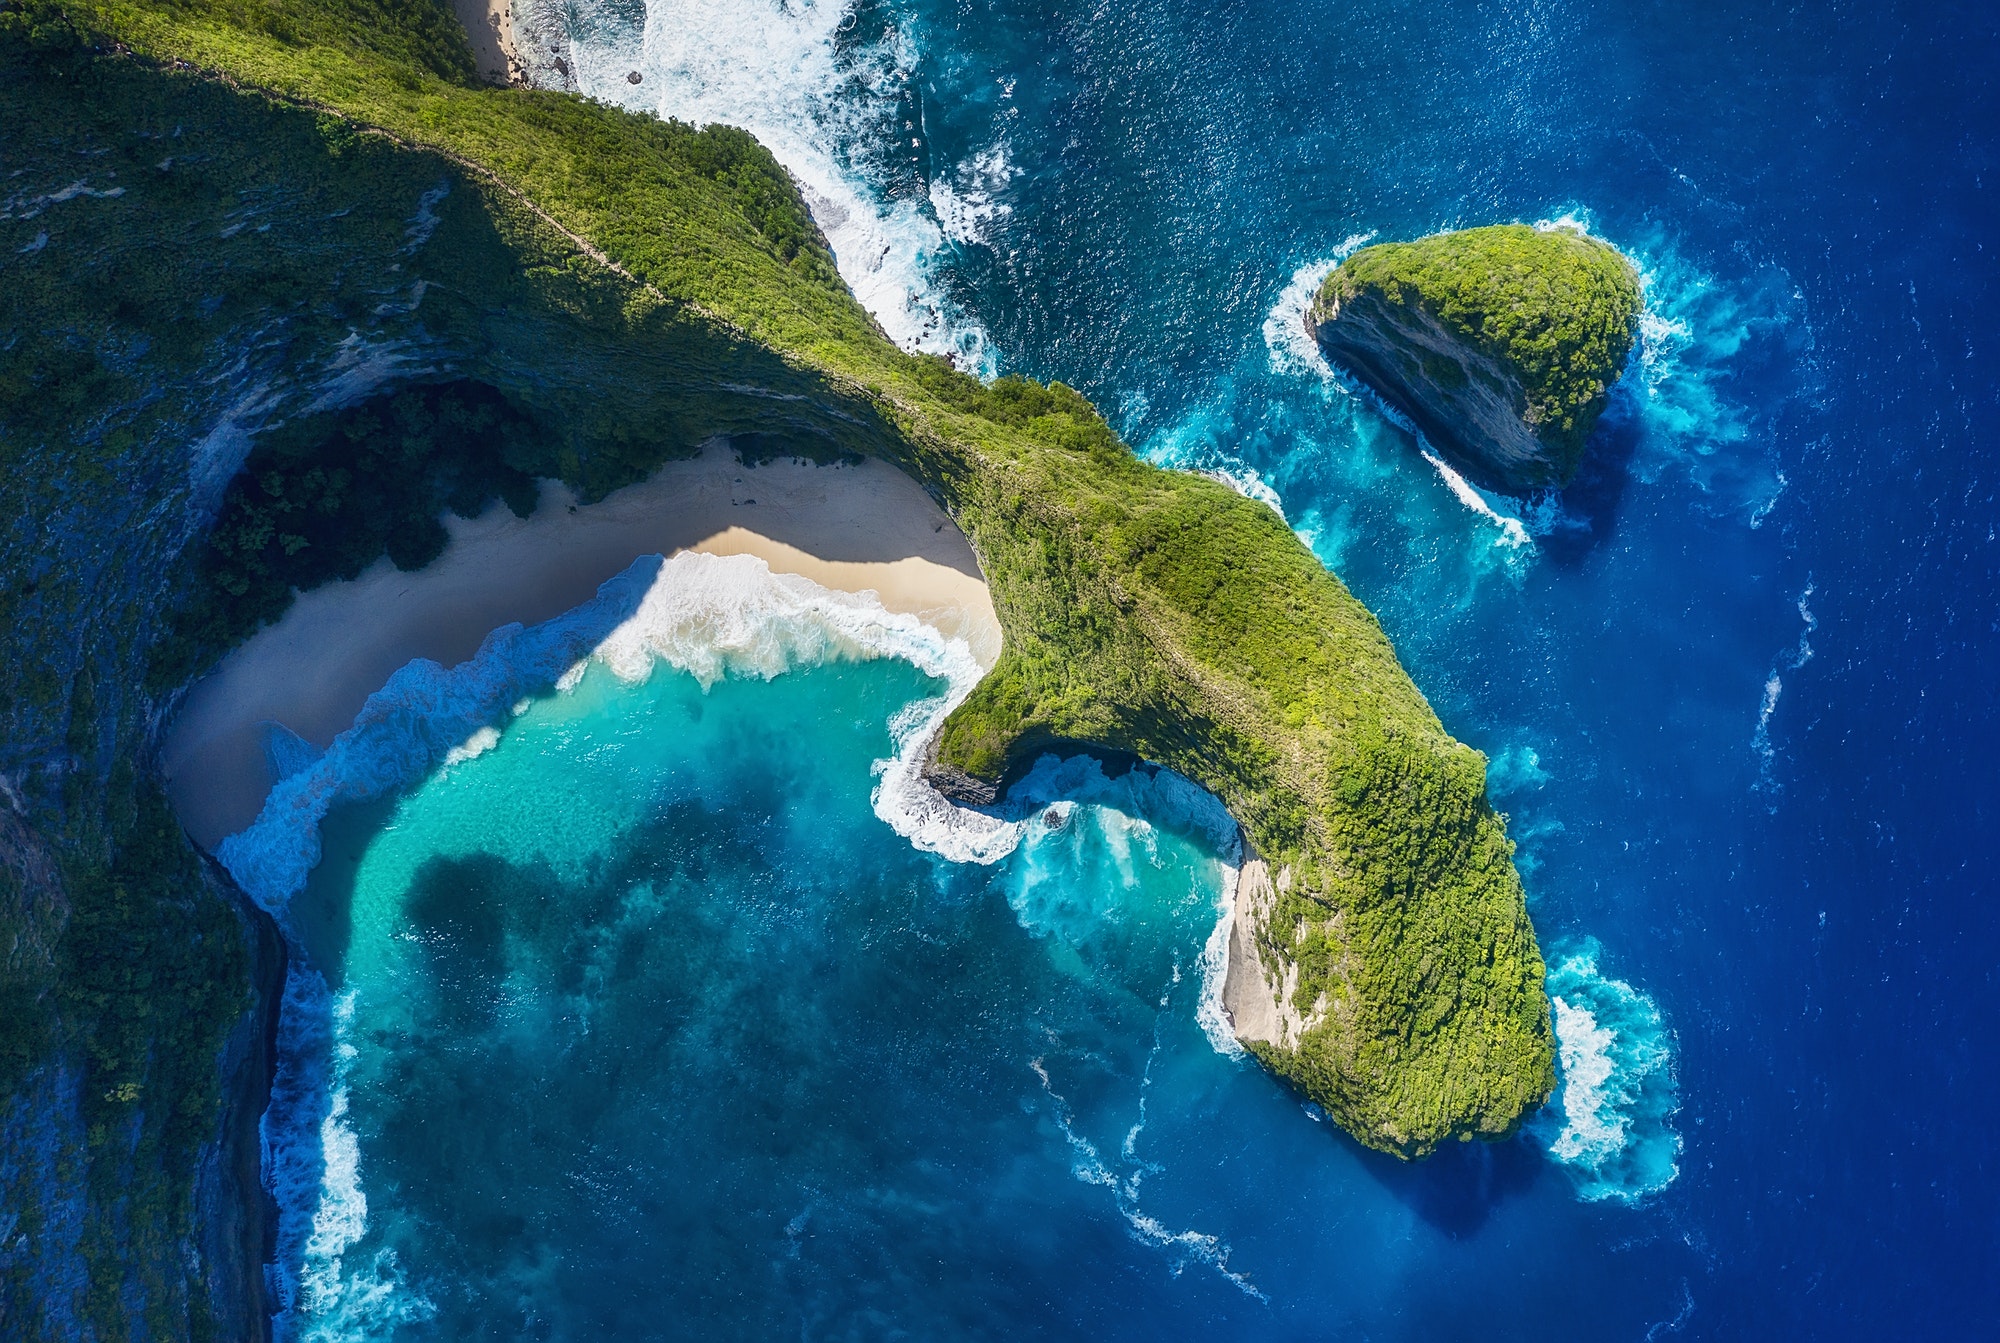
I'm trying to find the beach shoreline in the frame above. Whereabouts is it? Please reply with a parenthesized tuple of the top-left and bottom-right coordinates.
(161, 441, 1000, 850)
(451, 0, 524, 84)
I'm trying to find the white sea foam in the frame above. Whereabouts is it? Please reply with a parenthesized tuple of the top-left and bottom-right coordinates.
(1030, 1057, 1263, 1298)
(1753, 580, 1817, 790)
(442, 725, 502, 767)
(929, 144, 1017, 247)
(1260, 233, 1374, 379)
(1357, 380, 1536, 549)
(1195, 861, 1246, 1059)
(550, 0, 994, 370)
(1263, 258, 1339, 379)
(1199, 464, 1287, 519)
(1418, 446, 1534, 548)
(293, 994, 435, 1343)
(1534, 939, 1681, 1203)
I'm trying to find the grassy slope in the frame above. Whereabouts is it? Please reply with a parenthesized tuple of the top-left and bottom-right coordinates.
(40, 0, 1549, 1155)
(1320, 223, 1642, 473)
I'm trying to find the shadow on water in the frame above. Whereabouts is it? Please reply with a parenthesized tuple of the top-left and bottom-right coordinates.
(1354, 1132, 1547, 1238)
(291, 794, 401, 991)
(278, 551, 663, 991)
(1536, 391, 1645, 568)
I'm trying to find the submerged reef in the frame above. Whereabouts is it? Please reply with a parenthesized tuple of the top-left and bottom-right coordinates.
(1308, 224, 1642, 493)
(2, 2, 1556, 1331)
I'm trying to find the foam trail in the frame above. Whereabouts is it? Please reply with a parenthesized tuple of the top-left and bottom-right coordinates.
(295, 994, 434, 1343)
(1360, 382, 1535, 550)
(1418, 446, 1534, 548)
(1533, 938, 1681, 1202)
(1752, 580, 1817, 791)
(1030, 1058, 1264, 1299)
(548, 0, 994, 370)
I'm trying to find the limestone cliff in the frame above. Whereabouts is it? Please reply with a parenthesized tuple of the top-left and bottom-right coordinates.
(1308, 224, 1642, 493)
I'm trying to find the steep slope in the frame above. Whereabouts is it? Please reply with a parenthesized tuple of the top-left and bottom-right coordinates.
(1309, 224, 1642, 492)
(0, 14, 1553, 1331)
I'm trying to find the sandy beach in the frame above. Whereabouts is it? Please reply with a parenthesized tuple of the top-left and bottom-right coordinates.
(451, 0, 523, 84)
(160, 441, 1000, 850)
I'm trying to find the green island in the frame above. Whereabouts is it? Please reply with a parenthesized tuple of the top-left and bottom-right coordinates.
(1310, 223, 1643, 493)
(2, 0, 1552, 1332)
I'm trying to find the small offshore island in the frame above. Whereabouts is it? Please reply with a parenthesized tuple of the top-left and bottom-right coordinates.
(1310, 224, 1643, 493)
(0, 0, 1673, 1333)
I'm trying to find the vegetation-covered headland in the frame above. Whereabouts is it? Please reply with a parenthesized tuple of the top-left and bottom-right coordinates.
(3, 2, 1554, 1329)
(1309, 224, 1643, 493)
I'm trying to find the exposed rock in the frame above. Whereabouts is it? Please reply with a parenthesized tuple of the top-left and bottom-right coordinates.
(1223, 854, 1300, 1048)
(193, 872, 286, 1343)
(1308, 223, 1642, 494)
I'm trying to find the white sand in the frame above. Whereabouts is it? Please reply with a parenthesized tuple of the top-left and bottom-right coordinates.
(160, 442, 999, 850)
(452, 0, 523, 84)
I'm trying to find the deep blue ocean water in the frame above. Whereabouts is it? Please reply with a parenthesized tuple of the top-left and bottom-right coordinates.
(247, 1, 1999, 1337)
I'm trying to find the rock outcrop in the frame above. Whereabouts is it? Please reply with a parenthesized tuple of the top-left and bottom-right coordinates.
(1308, 223, 1642, 494)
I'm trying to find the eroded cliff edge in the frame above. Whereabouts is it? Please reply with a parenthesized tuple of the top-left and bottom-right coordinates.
(1308, 224, 1642, 494)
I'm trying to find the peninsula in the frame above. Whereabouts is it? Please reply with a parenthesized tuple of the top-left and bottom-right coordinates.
(2, 1, 1552, 1332)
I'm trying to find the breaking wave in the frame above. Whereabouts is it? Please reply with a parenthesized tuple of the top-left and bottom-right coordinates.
(535, 0, 999, 370)
(1534, 938, 1682, 1203)
(227, 552, 1016, 1337)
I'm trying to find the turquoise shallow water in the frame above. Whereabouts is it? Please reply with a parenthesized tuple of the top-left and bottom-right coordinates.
(253, 555, 1693, 1341)
(292, 655, 1257, 1338)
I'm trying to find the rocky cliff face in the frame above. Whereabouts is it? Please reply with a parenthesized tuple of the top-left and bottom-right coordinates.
(0, 812, 284, 1342)
(192, 879, 286, 1343)
(1307, 224, 1642, 494)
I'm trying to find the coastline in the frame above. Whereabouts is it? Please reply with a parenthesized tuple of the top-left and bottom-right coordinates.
(160, 441, 1000, 850)
(451, 0, 525, 84)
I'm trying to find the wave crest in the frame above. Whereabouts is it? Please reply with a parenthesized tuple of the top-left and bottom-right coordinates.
(1534, 938, 1682, 1202)
(540, 0, 996, 370)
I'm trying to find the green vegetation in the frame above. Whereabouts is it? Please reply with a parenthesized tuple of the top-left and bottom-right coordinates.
(56, 788, 250, 1339)
(155, 382, 543, 684)
(1, 29, 1554, 1341)
(1320, 223, 1642, 477)
(0, 783, 252, 1340)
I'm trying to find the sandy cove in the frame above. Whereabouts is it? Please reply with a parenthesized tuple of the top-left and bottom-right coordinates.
(160, 441, 1001, 850)
(452, 0, 524, 85)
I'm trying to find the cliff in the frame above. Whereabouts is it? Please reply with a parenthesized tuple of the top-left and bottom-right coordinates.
(1308, 224, 1642, 493)
(0, 803, 285, 1341)
(1, 6, 1556, 1332)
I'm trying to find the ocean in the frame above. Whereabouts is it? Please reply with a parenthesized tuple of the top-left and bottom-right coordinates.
(239, 0, 1999, 1336)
